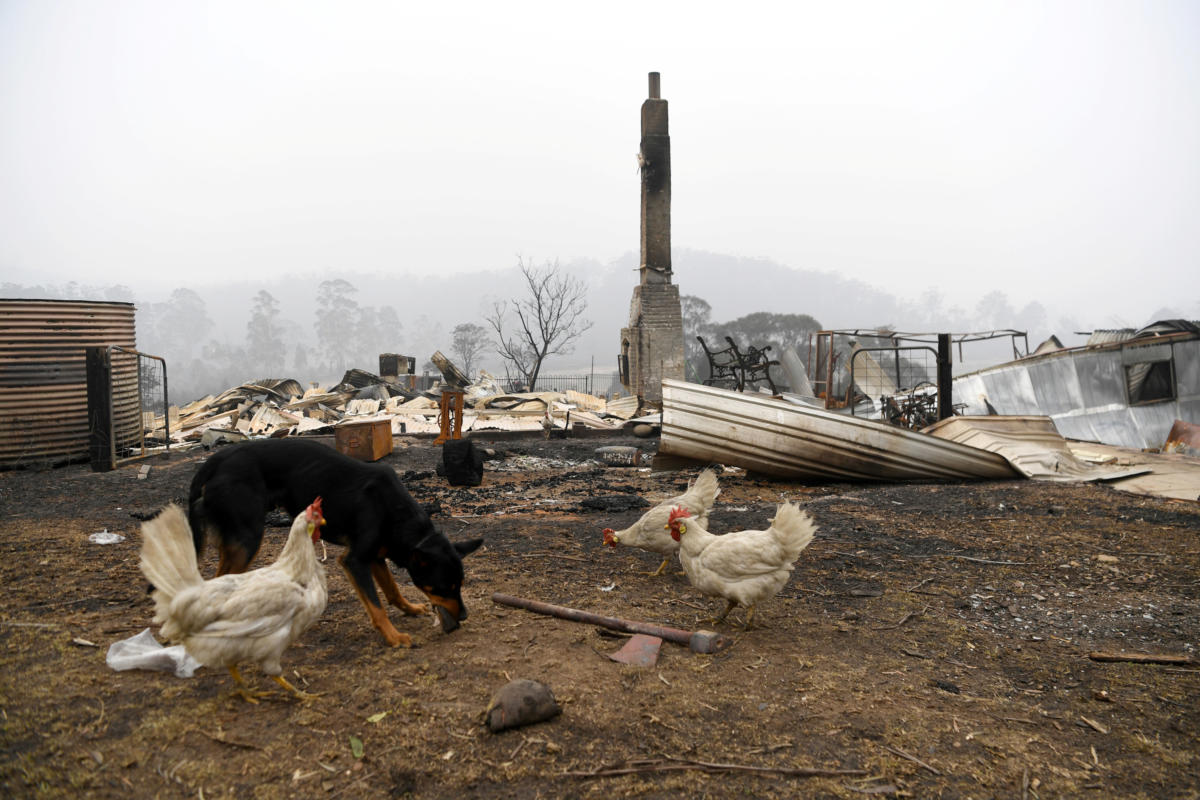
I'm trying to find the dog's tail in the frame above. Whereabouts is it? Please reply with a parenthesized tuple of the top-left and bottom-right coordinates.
(138, 504, 203, 639)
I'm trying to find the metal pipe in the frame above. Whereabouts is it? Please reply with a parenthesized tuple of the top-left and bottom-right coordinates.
(491, 592, 730, 653)
(648, 72, 661, 99)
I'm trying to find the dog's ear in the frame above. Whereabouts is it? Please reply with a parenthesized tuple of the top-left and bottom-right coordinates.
(455, 537, 483, 558)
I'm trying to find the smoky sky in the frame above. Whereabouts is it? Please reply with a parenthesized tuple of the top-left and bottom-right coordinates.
(1, 1, 1197, 323)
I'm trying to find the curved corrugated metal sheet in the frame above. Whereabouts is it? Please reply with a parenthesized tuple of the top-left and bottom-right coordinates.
(953, 329, 1200, 449)
(660, 379, 1019, 481)
(0, 299, 140, 466)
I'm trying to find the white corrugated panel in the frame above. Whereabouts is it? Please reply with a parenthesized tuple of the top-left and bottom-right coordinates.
(659, 379, 1018, 482)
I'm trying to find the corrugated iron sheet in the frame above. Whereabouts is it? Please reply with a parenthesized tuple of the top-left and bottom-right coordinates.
(659, 379, 1018, 482)
(1086, 329, 1135, 347)
(1066, 441, 1200, 502)
(924, 415, 1148, 481)
(953, 330, 1200, 450)
(0, 299, 140, 466)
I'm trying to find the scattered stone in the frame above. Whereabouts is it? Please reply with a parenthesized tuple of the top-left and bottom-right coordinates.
(485, 679, 561, 733)
(632, 423, 656, 438)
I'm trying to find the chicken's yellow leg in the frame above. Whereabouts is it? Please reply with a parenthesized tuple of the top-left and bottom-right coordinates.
(271, 674, 322, 701)
(645, 556, 671, 577)
(228, 665, 273, 704)
(743, 604, 758, 630)
(708, 599, 737, 625)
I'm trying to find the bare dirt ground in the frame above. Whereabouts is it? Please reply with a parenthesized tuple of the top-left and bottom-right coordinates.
(2, 430, 1198, 799)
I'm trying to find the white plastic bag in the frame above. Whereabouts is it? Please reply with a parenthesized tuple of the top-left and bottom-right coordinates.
(106, 628, 202, 678)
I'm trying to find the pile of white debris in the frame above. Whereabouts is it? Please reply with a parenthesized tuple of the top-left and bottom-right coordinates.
(145, 368, 647, 448)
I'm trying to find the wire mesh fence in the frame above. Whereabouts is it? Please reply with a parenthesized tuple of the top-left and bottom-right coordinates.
(123, 347, 169, 458)
(848, 345, 941, 428)
(526, 374, 599, 395)
(408, 371, 624, 397)
(90, 345, 171, 468)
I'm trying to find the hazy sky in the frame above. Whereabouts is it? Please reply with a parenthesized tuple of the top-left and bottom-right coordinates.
(2, 1, 1197, 321)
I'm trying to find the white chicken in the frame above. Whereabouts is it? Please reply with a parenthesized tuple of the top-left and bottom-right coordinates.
(667, 501, 816, 628)
(602, 468, 720, 576)
(139, 498, 328, 702)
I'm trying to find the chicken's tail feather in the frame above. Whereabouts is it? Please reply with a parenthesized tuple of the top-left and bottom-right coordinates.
(770, 502, 817, 560)
(139, 503, 202, 618)
(690, 467, 721, 509)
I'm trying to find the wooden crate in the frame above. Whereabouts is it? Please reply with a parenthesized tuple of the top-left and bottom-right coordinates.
(334, 419, 393, 461)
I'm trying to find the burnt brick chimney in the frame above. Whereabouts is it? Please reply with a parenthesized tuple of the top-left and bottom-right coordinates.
(619, 72, 685, 405)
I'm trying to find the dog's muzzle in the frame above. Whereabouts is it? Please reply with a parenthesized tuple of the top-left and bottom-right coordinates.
(435, 604, 460, 633)
(428, 595, 467, 633)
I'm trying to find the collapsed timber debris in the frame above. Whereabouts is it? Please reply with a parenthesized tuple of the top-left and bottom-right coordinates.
(143, 360, 648, 449)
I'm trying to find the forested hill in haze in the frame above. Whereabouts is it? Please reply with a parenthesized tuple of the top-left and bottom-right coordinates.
(196, 247, 1074, 372)
(4, 249, 1182, 403)
(175, 246, 1066, 363)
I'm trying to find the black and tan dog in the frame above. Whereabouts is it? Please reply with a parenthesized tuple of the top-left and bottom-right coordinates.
(187, 438, 482, 647)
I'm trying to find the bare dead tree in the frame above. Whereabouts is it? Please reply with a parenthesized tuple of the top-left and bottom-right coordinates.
(486, 257, 592, 391)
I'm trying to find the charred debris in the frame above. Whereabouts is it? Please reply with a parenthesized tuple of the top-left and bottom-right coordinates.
(143, 352, 648, 450)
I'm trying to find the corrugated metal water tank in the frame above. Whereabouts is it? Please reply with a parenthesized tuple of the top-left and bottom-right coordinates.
(0, 299, 141, 467)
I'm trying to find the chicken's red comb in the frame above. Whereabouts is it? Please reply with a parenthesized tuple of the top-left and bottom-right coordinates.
(668, 506, 692, 523)
(306, 497, 323, 521)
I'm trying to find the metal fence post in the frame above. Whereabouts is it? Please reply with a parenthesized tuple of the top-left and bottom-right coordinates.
(86, 346, 116, 472)
(937, 333, 953, 421)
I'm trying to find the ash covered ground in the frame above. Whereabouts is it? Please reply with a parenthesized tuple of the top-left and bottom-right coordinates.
(2, 430, 1198, 799)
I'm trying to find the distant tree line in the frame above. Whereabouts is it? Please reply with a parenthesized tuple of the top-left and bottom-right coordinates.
(5, 260, 1107, 405)
(134, 282, 419, 402)
(0, 258, 595, 403)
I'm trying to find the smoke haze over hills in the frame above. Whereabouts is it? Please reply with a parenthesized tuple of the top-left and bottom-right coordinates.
(4, 249, 1192, 404)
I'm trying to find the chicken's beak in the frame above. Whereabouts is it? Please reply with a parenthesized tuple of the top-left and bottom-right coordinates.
(602, 529, 617, 548)
(309, 515, 326, 542)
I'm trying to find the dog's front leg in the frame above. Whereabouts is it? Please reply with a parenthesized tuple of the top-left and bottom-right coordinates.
(339, 555, 413, 647)
(371, 560, 431, 617)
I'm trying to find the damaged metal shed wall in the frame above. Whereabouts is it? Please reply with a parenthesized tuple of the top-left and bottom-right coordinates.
(953, 333, 1200, 450)
(0, 299, 141, 467)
